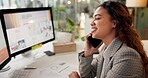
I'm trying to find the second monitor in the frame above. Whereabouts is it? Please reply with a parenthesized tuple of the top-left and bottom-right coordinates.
(1, 7, 55, 57)
(0, 18, 11, 70)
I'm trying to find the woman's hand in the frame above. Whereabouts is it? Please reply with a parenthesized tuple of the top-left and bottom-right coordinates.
(84, 33, 102, 57)
(69, 71, 80, 78)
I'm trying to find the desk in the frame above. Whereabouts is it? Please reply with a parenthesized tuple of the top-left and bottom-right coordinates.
(0, 40, 85, 78)
(0, 52, 80, 78)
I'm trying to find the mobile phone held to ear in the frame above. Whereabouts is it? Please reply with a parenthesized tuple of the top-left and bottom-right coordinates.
(87, 35, 102, 48)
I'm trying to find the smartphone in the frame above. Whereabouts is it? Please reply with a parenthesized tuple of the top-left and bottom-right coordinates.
(87, 35, 102, 48)
(44, 51, 55, 56)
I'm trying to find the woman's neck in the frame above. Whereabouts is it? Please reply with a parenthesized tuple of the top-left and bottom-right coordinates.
(102, 32, 116, 47)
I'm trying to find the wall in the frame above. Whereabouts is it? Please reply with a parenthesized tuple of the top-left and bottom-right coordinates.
(137, 8, 148, 40)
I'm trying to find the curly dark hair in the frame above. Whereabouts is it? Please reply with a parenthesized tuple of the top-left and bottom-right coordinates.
(99, 1, 148, 77)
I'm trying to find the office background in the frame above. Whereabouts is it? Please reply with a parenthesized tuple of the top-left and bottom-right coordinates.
(0, 0, 148, 78)
(0, 0, 148, 40)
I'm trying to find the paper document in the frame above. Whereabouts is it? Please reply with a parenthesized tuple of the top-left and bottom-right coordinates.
(31, 61, 78, 78)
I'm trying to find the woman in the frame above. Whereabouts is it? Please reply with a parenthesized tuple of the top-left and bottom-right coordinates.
(69, 1, 148, 78)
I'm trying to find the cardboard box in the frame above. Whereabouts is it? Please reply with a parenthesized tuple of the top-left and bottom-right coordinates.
(53, 42, 76, 53)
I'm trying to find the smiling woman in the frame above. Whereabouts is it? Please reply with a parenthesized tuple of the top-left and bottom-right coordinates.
(90, 6, 116, 42)
(69, 1, 148, 78)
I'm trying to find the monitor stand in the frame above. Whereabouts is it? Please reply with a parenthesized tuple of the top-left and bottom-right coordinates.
(44, 51, 55, 56)
(0, 66, 11, 72)
(21, 50, 32, 57)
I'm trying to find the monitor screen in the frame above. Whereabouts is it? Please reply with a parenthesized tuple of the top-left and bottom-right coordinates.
(1, 7, 55, 56)
(0, 19, 11, 70)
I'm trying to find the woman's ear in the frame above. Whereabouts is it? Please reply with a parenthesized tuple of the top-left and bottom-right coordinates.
(112, 20, 117, 28)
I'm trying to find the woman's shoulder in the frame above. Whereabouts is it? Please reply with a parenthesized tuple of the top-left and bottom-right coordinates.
(115, 43, 141, 59)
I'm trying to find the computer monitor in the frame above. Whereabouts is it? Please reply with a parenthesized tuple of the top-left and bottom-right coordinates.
(1, 7, 55, 57)
(0, 18, 11, 70)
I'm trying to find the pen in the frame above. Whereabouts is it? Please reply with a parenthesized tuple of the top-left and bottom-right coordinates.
(24, 67, 37, 70)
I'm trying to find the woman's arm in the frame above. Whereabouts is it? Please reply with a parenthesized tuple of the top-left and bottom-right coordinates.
(79, 51, 103, 78)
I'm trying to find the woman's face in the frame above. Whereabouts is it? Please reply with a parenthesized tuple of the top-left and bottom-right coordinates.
(91, 7, 115, 39)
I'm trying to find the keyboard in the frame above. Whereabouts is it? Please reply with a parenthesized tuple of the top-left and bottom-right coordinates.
(9, 69, 32, 78)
